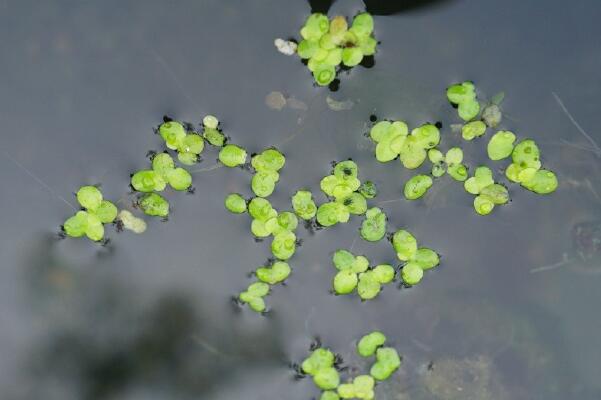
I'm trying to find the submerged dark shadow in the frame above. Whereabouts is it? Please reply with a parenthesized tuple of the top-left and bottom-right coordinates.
(309, 0, 456, 15)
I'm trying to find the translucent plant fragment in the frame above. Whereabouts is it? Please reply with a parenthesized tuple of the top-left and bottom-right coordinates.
(202, 115, 219, 129)
(219, 144, 247, 167)
(357, 331, 386, 357)
(360, 207, 386, 242)
(487, 130, 516, 160)
(117, 210, 147, 234)
(224, 193, 247, 214)
(404, 174, 433, 200)
(370, 347, 401, 381)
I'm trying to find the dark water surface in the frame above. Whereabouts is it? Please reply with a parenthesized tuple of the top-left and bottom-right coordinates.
(1, 0, 601, 399)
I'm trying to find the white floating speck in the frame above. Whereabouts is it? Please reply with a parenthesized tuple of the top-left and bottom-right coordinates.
(274, 38, 297, 56)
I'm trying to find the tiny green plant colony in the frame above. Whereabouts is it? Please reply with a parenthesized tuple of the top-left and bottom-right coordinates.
(317, 160, 373, 227)
(295, 12, 377, 86)
(331, 249, 395, 299)
(62, 186, 118, 241)
(392, 229, 440, 286)
(299, 331, 401, 399)
(366, 82, 557, 212)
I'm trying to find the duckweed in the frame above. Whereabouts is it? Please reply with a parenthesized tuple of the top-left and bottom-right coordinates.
(464, 166, 509, 215)
(447, 81, 480, 121)
(295, 12, 377, 86)
(370, 347, 401, 381)
(256, 261, 291, 284)
(317, 201, 350, 226)
(358, 180, 377, 199)
(63, 186, 117, 241)
(461, 120, 487, 141)
(131, 153, 192, 192)
(338, 375, 375, 399)
(252, 148, 286, 173)
(251, 170, 279, 197)
(271, 231, 297, 260)
(357, 331, 386, 357)
(504, 138, 557, 194)
(404, 174, 433, 200)
(138, 193, 170, 217)
(219, 144, 247, 167)
(332, 250, 392, 299)
(239, 281, 270, 313)
(392, 229, 439, 285)
(321, 391, 340, 400)
(292, 190, 318, 220)
(360, 207, 386, 242)
(158, 121, 204, 165)
(487, 130, 516, 160)
(302, 348, 336, 376)
(224, 193, 247, 214)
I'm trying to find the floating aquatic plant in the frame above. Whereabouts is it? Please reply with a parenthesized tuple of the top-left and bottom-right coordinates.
(300, 332, 400, 399)
(138, 192, 169, 217)
(427, 147, 468, 182)
(62, 186, 118, 241)
(487, 130, 516, 160)
(302, 347, 340, 390)
(218, 144, 247, 167)
(392, 229, 440, 285)
(131, 153, 192, 192)
(239, 281, 270, 313)
(316, 160, 370, 227)
(256, 261, 291, 285)
(158, 120, 205, 165)
(461, 120, 487, 141)
(464, 166, 509, 215)
(295, 12, 377, 86)
(403, 174, 433, 200)
(446, 81, 480, 121)
(370, 347, 401, 381)
(360, 207, 387, 242)
(251, 148, 285, 197)
(505, 139, 557, 194)
(369, 120, 440, 169)
(292, 190, 318, 220)
(202, 115, 226, 147)
(357, 331, 387, 357)
(224, 193, 247, 214)
(331, 250, 395, 299)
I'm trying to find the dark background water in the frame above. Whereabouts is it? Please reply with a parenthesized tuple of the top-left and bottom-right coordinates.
(1, 0, 600, 399)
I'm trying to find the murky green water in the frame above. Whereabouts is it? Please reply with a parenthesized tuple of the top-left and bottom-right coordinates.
(1, 0, 600, 399)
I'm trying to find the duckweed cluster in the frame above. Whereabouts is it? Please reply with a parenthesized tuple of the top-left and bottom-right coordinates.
(251, 148, 286, 197)
(295, 12, 377, 86)
(62, 186, 117, 241)
(505, 139, 558, 195)
(317, 160, 370, 227)
(360, 207, 387, 242)
(464, 166, 509, 215)
(427, 147, 468, 181)
(392, 229, 440, 285)
(158, 120, 204, 165)
(331, 250, 395, 299)
(301, 332, 400, 399)
(370, 121, 440, 168)
(446, 81, 480, 121)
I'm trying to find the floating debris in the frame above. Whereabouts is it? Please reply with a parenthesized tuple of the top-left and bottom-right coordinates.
(117, 210, 147, 234)
(274, 38, 297, 56)
(326, 96, 354, 111)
